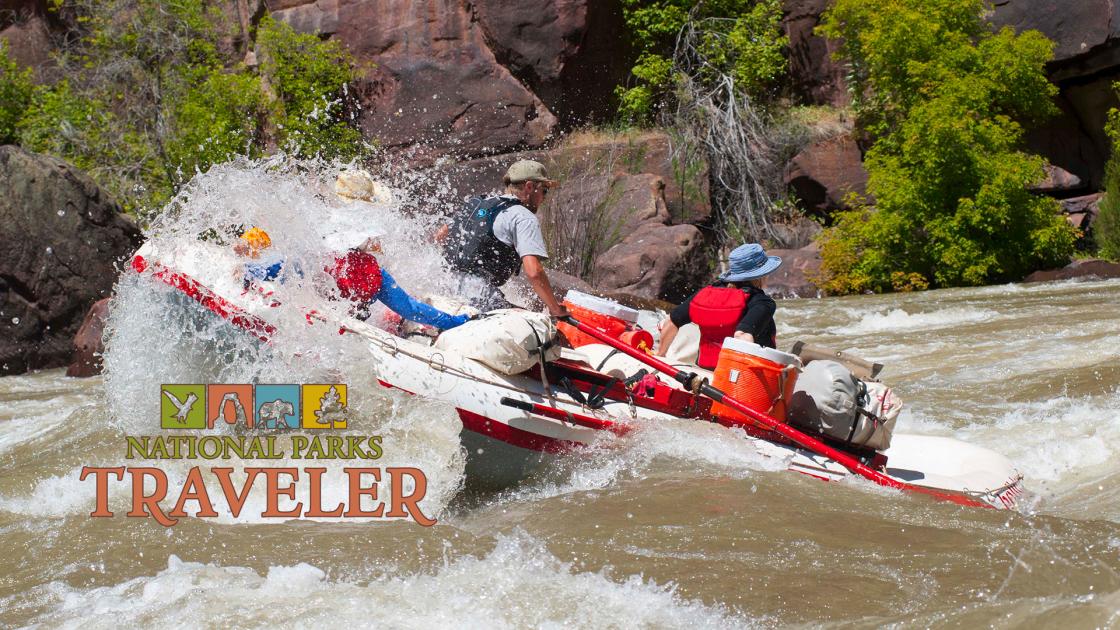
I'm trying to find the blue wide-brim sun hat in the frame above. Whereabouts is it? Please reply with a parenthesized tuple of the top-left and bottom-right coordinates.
(718, 243, 782, 283)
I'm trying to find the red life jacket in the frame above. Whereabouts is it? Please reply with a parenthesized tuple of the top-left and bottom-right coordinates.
(326, 250, 383, 303)
(689, 286, 748, 370)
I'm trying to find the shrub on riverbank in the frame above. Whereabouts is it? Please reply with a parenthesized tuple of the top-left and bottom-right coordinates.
(815, 0, 1076, 293)
(0, 41, 33, 145)
(1097, 85, 1120, 261)
(615, 0, 787, 124)
(1, 2, 363, 218)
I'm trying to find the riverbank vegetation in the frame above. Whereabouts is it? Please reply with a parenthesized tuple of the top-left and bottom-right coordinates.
(814, 0, 1076, 292)
(617, 0, 811, 252)
(615, 0, 1079, 293)
(0, 0, 363, 217)
(1097, 84, 1120, 261)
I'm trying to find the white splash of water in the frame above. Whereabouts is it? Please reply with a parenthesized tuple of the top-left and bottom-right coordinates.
(499, 419, 791, 504)
(23, 533, 750, 629)
(832, 306, 999, 336)
(95, 156, 474, 521)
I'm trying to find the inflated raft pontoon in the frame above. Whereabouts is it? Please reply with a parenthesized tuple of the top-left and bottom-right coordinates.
(128, 240, 1025, 510)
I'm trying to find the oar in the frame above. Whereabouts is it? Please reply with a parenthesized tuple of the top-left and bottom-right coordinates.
(560, 315, 991, 509)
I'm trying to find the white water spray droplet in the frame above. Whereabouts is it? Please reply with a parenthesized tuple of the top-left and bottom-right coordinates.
(45, 246, 52, 255)
(57, 209, 65, 216)
(11, 317, 20, 324)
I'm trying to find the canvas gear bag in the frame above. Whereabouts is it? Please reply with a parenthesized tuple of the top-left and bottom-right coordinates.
(434, 309, 558, 375)
(786, 360, 899, 451)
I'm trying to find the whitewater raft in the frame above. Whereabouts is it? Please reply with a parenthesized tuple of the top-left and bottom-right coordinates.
(128, 241, 1025, 510)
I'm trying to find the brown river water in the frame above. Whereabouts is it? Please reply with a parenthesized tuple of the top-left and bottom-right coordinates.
(1, 276, 1118, 628)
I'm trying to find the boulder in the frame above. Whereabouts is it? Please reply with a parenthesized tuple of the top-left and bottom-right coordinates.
(272, 0, 631, 161)
(0, 146, 142, 375)
(547, 131, 711, 224)
(765, 244, 823, 299)
(989, 0, 1116, 67)
(592, 223, 706, 302)
(435, 131, 712, 224)
(66, 297, 109, 377)
(540, 172, 669, 246)
(1033, 164, 1086, 195)
(537, 171, 674, 280)
(1061, 193, 1103, 232)
(785, 134, 869, 217)
(1024, 259, 1120, 283)
(474, 0, 631, 126)
(0, 13, 53, 79)
(988, 1, 1120, 189)
(272, 0, 558, 161)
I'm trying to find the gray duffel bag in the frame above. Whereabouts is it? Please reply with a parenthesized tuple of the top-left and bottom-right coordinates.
(787, 360, 898, 451)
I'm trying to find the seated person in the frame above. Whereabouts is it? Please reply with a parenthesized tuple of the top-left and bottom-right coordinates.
(234, 227, 300, 287)
(657, 243, 781, 370)
(326, 236, 471, 331)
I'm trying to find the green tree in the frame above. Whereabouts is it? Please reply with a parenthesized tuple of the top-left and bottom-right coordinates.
(815, 0, 1076, 293)
(256, 15, 363, 160)
(12, 0, 363, 216)
(616, 0, 787, 123)
(0, 41, 33, 144)
(1096, 83, 1120, 261)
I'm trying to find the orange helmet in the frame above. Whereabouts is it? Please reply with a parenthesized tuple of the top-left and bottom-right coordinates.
(240, 227, 272, 254)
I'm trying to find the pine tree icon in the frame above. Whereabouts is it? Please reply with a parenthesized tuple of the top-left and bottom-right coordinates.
(314, 385, 348, 428)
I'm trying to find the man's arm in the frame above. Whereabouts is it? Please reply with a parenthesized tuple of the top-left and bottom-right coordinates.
(376, 268, 470, 329)
(432, 224, 450, 244)
(658, 296, 694, 355)
(657, 320, 680, 356)
(522, 255, 568, 317)
(733, 294, 775, 344)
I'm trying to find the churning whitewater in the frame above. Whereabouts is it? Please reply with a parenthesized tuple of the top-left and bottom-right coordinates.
(1, 161, 1119, 627)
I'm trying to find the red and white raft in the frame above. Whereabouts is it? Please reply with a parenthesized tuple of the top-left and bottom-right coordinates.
(128, 241, 1025, 510)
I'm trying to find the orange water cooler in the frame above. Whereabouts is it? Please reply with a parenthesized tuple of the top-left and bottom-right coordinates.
(709, 338, 801, 424)
(557, 290, 654, 352)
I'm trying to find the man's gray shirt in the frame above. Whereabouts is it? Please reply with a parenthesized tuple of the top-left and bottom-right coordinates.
(490, 195, 548, 260)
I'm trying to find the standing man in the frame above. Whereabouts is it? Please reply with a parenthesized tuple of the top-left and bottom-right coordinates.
(441, 159, 568, 317)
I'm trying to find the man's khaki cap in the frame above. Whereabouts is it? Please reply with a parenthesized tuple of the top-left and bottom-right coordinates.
(505, 159, 554, 185)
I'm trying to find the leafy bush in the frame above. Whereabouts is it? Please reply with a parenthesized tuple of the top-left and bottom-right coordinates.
(616, 0, 786, 123)
(1097, 83, 1120, 261)
(9, 0, 364, 216)
(815, 0, 1076, 292)
(256, 16, 363, 160)
(17, 80, 115, 175)
(0, 41, 33, 144)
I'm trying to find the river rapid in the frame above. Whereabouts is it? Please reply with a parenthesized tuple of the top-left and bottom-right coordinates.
(2, 163, 1119, 628)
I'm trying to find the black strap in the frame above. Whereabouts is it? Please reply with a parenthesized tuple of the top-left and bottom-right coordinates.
(556, 377, 587, 406)
(594, 348, 621, 372)
(585, 378, 618, 410)
(623, 369, 649, 387)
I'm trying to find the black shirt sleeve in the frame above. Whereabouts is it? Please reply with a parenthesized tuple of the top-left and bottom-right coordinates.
(736, 288, 776, 339)
(669, 290, 699, 327)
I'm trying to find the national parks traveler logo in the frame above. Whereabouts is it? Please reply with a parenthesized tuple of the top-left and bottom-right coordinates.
(160, 383, 348, 430)
(81, 381, 437, 528)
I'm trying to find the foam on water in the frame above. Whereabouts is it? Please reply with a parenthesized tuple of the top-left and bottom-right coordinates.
(0, 372, 102, 455)
(499, 419, 792, 504)
(832, 306, 999, 336)
(963, 390, 1120, 486)
(20, 533, 749, 629)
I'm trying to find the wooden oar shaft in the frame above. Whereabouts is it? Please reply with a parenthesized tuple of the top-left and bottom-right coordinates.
(561, 316, 989, 509)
